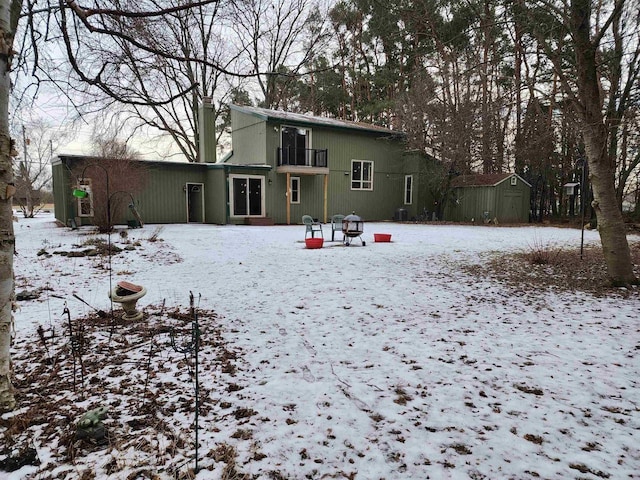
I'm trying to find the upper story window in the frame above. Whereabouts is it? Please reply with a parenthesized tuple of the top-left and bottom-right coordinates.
(351, 160, 373, 190)
(281, 126, 311, 166)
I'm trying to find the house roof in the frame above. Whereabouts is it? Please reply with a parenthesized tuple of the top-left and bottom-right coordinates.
(53, 154, 195, 168)
(229, 104, 403, 136)
(450, 173, 532, 188)
(53, 154, 270, 171)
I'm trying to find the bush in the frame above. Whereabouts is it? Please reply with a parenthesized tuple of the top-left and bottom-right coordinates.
(524, 238, 563, 265)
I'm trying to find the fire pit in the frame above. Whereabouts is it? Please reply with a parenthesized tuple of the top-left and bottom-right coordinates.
(342, 212, 366, 246)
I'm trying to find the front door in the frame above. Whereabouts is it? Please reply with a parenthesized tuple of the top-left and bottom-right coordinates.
(230, 175, 264, 218)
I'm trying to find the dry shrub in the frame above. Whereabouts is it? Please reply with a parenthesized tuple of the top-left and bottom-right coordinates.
(148, 226, 164, 242)
(523, 238, 563, 265)
(464, 241, 640, 296)
(72, 159, 149, 232)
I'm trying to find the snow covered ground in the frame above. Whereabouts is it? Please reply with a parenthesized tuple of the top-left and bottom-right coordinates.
(4, 213, 640, 479)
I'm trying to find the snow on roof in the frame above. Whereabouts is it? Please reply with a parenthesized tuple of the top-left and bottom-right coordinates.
(229, 104, 402, 136)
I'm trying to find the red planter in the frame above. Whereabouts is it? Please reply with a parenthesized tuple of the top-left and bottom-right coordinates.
(374, 233, 392, 243)
(305, 237, 324, 249)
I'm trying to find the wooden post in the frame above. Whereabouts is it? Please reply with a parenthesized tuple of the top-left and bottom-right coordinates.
(323, 174, 328, 223)
(286, 172, 291, 225)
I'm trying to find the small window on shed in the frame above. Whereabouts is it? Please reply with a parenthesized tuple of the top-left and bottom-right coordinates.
(510, 176, 517, 186)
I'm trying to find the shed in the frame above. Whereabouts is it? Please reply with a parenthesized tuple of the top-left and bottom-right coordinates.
(445, 173, 531, 223)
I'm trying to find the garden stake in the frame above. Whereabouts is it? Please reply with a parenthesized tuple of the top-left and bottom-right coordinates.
(73, 293, 107, 318)
(63, 305, 85, 396)
(170, 292, 201, 474)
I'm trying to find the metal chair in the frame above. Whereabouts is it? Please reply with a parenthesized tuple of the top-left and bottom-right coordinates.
(302, 215, 323, 238)
(330, 214, 345, 241)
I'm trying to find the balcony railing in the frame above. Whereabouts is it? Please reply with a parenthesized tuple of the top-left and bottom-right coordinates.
(277, 147, 328, 168)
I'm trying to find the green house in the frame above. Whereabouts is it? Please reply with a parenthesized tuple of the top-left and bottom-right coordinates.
(52, 106, 532, 227)
(52, 103, 436, 226)
(444, 173, 531, 223)
(223, 104, 433, 224)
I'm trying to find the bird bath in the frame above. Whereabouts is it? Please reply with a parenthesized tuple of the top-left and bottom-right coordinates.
(109, 281, 147, 321)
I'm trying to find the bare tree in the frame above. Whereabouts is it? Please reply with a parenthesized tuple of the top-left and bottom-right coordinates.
(90, 119, 141, 160)
(525, 0, 639, 285)
(72, 157, 148, 232)
(75, 1, 244, 162)
(12, 119, 67, 217)
(0, 0, 224, 412)
(228, 0, 331, 110)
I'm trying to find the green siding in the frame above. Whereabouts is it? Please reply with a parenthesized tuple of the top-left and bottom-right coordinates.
(132, 164, 207, 223)
(205, 167, 228, 224)
(199, 103, 217, 163)
(228, 108, 442, 224)
(54, 157, 218, 226)
(400, 153, 437, 220)
(445, 177, 531, 223)
(53, 156, 273, 227)
(231, 111, 268, 165)
(52, 162, 73, 225)
(495, 179, 530, 222)
(261, 121, 410, 223)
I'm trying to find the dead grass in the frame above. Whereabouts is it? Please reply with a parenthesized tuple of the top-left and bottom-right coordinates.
(0, 304, 237, 477)
(464, 241, 640, 297)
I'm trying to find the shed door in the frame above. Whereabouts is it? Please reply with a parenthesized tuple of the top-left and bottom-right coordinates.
(500, 192, 523, 223)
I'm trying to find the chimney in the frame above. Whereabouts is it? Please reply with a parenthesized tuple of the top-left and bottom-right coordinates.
(198, 98, 217, 163)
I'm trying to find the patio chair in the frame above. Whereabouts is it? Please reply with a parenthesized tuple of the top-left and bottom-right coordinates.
(330, 214, 345, 241)
(302, 215, 323, 239)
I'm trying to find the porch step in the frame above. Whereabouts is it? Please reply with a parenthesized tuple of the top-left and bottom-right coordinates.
(245, 217, 275, 226)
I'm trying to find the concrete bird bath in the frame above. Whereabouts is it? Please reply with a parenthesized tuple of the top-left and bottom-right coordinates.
(109, 281, 147, 321)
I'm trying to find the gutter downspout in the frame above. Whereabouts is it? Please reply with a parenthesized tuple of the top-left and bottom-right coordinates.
(323, 174, 328, 223)
(225, 165, 230, 224)
(286, 172, 291, 225)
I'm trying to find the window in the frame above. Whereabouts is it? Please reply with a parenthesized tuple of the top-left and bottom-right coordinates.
(404, 175, 413, 205)
(510, 176, 517, 186)
(351, 160, 373, 190)
(290, 176, 300, 204)
(77, 179, 93, 217)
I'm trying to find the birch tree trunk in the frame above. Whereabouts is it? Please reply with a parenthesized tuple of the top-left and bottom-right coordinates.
(0, 0, 20, 412)
(571, 0, 637, 286)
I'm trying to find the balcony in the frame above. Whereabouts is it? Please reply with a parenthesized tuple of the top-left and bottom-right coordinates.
(276, 147, 328, 175)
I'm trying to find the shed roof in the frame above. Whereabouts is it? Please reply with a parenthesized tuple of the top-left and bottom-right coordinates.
(450, 173, 531, 188)
(229, 104, 402, 136)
